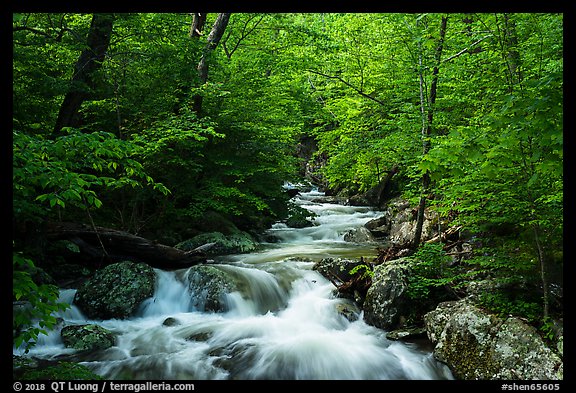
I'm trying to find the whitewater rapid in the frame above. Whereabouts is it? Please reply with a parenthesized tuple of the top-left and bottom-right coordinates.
(15, 188, 454, 380)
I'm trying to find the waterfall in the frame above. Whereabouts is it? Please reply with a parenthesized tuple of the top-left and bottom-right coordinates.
(137, 269, 192, 316)
(16, 188, 454, 380)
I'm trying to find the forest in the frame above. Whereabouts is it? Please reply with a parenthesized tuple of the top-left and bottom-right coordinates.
(12, 13, 563, 379)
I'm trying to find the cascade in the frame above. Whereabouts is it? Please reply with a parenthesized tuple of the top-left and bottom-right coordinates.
(15, 188, 454, 380)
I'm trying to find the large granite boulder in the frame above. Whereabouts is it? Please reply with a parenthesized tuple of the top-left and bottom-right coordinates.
(362, 258, 412, 330)
(424, 300, 563, 380)
(74, 261, 156, 319)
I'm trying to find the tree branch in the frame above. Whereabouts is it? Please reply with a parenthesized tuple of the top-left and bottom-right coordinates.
(223, 14, 265, 59)
(307, 69, 387, 106)
(307, 75, 338, 120)
(443, 34, 492, 63)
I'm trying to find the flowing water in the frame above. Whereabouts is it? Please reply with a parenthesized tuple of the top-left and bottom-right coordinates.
(15, 188, 454, 380)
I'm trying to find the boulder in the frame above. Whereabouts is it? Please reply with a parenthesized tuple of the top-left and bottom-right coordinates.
(343, 227, 375, 243)
(386, 326, 427, 341)
(176, 231, 257, 255)
(186, 265, 240, 312)
(362, 258, 412, 330)
(61, 324, 115, 351)
(364, 197, 440, 245)
(74, 261, 156, 319)
(364, 215, 391, 238)
(312, 257, 367, 285)
(335, 301, 361, 322)
(285, 215, 315, 228)
(424, 300, 563, 380)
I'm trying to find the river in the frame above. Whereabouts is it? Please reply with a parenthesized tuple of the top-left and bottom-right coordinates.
(15, 188, 454, 380)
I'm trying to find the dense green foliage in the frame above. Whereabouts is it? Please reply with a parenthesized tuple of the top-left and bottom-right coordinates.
(13, 12, 562, 350)
(301, 13, 562, 326)
(406, 242, 459, 301)
(13, 251, 70, 353)
(406, 241, 555, 332)
(348, 263, 374, 280)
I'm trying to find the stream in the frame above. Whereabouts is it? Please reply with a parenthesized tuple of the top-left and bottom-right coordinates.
(15, 188, 454, 380)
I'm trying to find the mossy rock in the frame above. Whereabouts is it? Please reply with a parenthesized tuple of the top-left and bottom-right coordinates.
(61, 324, 115, 351)
(74, 261, 156, 319)
(17, 361, 104, 380)
(176, 231, 257, 255)
(187, 265, 239, 312)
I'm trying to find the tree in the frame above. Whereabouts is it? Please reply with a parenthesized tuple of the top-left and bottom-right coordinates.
(305, 14, 418, 196)
(190, 13, 207, 38)
(413, 15, 448, 248)
(193, 13, 231, 115)
(421, 13, 563, 320)
(53, 13, 115, 136)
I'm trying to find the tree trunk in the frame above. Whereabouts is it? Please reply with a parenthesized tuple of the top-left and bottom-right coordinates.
(413, 15, 448, 248)
(46, 222, 208, 270)
(53, 13, 114, 136)
(190, 13, 207, 38)
(376, 164, 399, 207)
(193, 13, 231, 116)
(532, 224, 550, 319)
(502, 13, 522, 91)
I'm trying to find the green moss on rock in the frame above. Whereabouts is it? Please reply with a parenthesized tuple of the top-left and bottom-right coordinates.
(176, 231, 257, 255)
(18, 361, 104, 380)
(61, 324, 115, 351)
(74, 261, 156, 319)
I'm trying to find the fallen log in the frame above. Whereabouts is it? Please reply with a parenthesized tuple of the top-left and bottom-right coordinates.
(45, 222, 209, 270)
